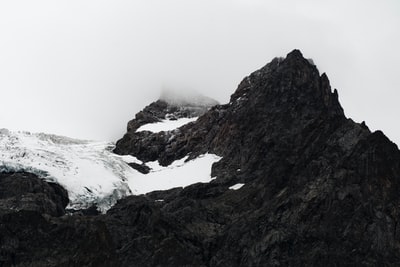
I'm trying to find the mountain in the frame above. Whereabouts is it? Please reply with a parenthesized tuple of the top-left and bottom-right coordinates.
(1, 49, 400, 266)
(0, 94, 219, 213)
(114, 90, 219, 162)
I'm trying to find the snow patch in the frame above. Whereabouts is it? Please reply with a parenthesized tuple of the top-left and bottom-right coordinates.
(136, 117, 198, 133)
(229, 183, 245, 190)
(127, 153, 221, 194)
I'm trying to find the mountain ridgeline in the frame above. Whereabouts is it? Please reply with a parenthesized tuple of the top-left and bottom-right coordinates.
(1, 50, 400, 266)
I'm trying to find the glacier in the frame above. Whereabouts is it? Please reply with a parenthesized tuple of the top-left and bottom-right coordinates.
(0, 128, 221, 213)
(0, 128, 135, 212)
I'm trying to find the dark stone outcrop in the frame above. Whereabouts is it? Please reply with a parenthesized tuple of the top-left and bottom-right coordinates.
(0, 172, 120, 267)
(2, 49, 400, 266)
(0, 209, 120, 267)
(0, 172, 68, 217)
(127, 162, 151, 174)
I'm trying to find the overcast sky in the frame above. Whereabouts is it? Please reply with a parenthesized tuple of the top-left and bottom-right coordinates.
(0, 0, 399, 144)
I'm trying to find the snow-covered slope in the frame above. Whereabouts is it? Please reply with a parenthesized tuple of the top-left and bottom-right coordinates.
(0, 128, 221, 212)
(136, 117, 198, 133)
(0, 129, 135, 212)
(122, 153, 221, 194)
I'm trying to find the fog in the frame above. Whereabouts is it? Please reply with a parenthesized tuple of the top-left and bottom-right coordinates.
(0, 0, 399, 144)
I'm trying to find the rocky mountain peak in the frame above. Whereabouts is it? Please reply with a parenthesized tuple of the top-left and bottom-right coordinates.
(126, 91, 219, 133)
(286, 48, 304, 59)
(230, 49, 344, 119)
(116, 50, 349, 167)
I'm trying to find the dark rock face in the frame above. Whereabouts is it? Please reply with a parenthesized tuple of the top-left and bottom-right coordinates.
(0, 172, 120, 267)
(127, 162, 151, 174)
(2, 49, 400, 266)
(0, 210, 120, 267)
(0, 172, 68, 217)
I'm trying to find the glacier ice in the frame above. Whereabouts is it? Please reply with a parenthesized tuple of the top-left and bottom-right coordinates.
(0, 129, 221, 213)
(0, 130, 135, 213)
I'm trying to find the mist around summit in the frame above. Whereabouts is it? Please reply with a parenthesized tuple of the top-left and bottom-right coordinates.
(159, 88, 220, 107)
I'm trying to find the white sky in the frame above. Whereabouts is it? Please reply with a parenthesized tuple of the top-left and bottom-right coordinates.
(0, 0, 399, 145)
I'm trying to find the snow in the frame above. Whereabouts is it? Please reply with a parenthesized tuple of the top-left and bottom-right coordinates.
(136, 117, 198, 133)
(127, 153, 222, 194)
(0, 130, 135, 212)
(0, 129, 222, 212)
(113, 154, 143, 165)
(229, 183, 245, 190)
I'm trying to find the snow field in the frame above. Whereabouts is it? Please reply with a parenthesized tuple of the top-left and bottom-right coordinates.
(136, 117, 198, 133)
(123, 153, 222, 194)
